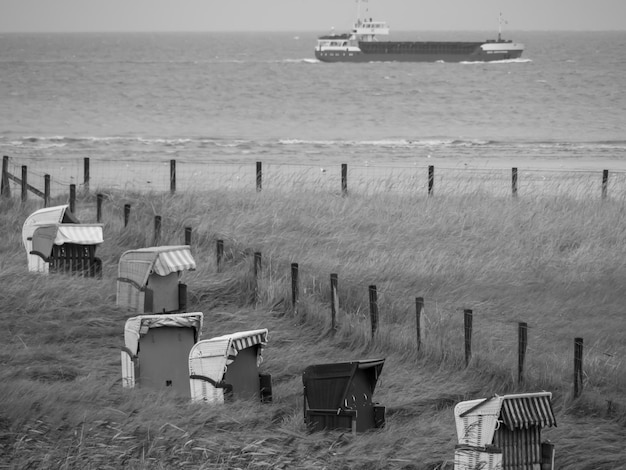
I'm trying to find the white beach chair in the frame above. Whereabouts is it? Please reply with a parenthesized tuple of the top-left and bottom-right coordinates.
(453, 392, 556, 470)
(189, 328, 271, 404)
(117, 245, 196, 314)
(22, 204, 103, 276)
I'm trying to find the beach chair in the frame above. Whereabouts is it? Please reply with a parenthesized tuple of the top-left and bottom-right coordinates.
(121, 312, 203, 398)
(117, 245, 195, 314)
(453, 392, 557, 470)
(189, 329, 271, 404)
(22, 204, 103, 276)
(302, 359, 386, 433)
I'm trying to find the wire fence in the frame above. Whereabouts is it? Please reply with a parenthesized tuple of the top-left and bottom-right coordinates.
(4, 156, 626, 202)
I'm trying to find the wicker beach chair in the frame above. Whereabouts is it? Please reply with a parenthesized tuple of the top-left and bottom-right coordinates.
(22, 204, 103, 276)
(453, 392, 557, 470)
(121, 312, 203, 397)
(302, 359, 386, 434)
(189, 328, 271, 404)
(117, 245, 195, 314)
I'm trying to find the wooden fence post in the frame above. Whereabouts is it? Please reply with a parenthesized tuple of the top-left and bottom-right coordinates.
(602, 170, 609, 200)
(254, 252, 262, 303)
(153, 215, 162, 246)
(256, 161, 262, 192)
(170, 159, 176, 194)
(369, 285, 379, 339)
(96, 193, 103, 222)
(84, 157, 90, 193)
(184, 226, 192, 245)
(428, 165, 434, 196)
(464, 309, 473, 367)
(44, 175, 50, 207)
(574, 337, 584, 398)
(518, 322, 527, 383)
(123, 204, 131, 227)
(178, 283, 187, 312)
(69, 184, 76, 213)
(21, 166, 27, 202)
(291, 263, 299, 314)
(216, 239, 224, 272)
(341, 164, 348, 196)
(1, 156, 10, 198)
(415, 297, 424, 352)
(512, 167, 518, 198)
(330, 273, 338, 330)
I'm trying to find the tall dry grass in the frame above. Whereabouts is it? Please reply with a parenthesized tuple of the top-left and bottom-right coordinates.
(1, 175, 626, 469)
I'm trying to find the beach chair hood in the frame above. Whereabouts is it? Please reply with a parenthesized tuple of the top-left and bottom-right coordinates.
(118, 245, 196, 291)
(30, 223, 104, 260)
(22, 204, 78, 247)
(302, 358, 385, 410)
(123, 312, 204, 356)
(454, 392, 556, 446)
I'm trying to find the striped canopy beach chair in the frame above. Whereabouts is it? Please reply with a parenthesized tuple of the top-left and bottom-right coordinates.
(121, 312, 203, 397)
(117, 245, 195, 314)
(453, 392, 557, 470)
(22, 204, 103, 276)
(189, 328, 272, 404)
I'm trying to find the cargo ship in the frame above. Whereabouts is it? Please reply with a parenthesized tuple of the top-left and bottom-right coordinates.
(314, 2, 524, 63)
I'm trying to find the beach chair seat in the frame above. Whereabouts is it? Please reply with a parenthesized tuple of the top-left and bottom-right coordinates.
(453, 444, 503, 470)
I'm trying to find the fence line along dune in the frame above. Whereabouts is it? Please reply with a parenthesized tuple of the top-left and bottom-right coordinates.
(4, 155, 626, 201)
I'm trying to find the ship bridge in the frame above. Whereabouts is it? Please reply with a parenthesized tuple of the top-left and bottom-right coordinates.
(351, 20, 389, 41)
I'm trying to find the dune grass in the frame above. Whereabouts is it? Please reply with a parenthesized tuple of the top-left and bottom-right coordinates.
(1, 179, 626, 469)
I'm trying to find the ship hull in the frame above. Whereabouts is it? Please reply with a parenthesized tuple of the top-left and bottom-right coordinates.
(315, 41, 524, 63)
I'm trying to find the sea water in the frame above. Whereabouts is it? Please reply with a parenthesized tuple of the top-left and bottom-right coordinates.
(1, 30, 625, 191)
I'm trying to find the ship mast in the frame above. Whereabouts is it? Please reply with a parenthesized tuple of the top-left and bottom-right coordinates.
(356, 0, 369, 23)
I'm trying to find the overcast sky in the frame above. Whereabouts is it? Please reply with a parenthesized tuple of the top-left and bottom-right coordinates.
(1, 0, 625, 32)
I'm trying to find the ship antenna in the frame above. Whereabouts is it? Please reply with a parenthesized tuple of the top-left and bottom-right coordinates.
(356, 0, 369, 23)
(497, 12, 508, 42)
